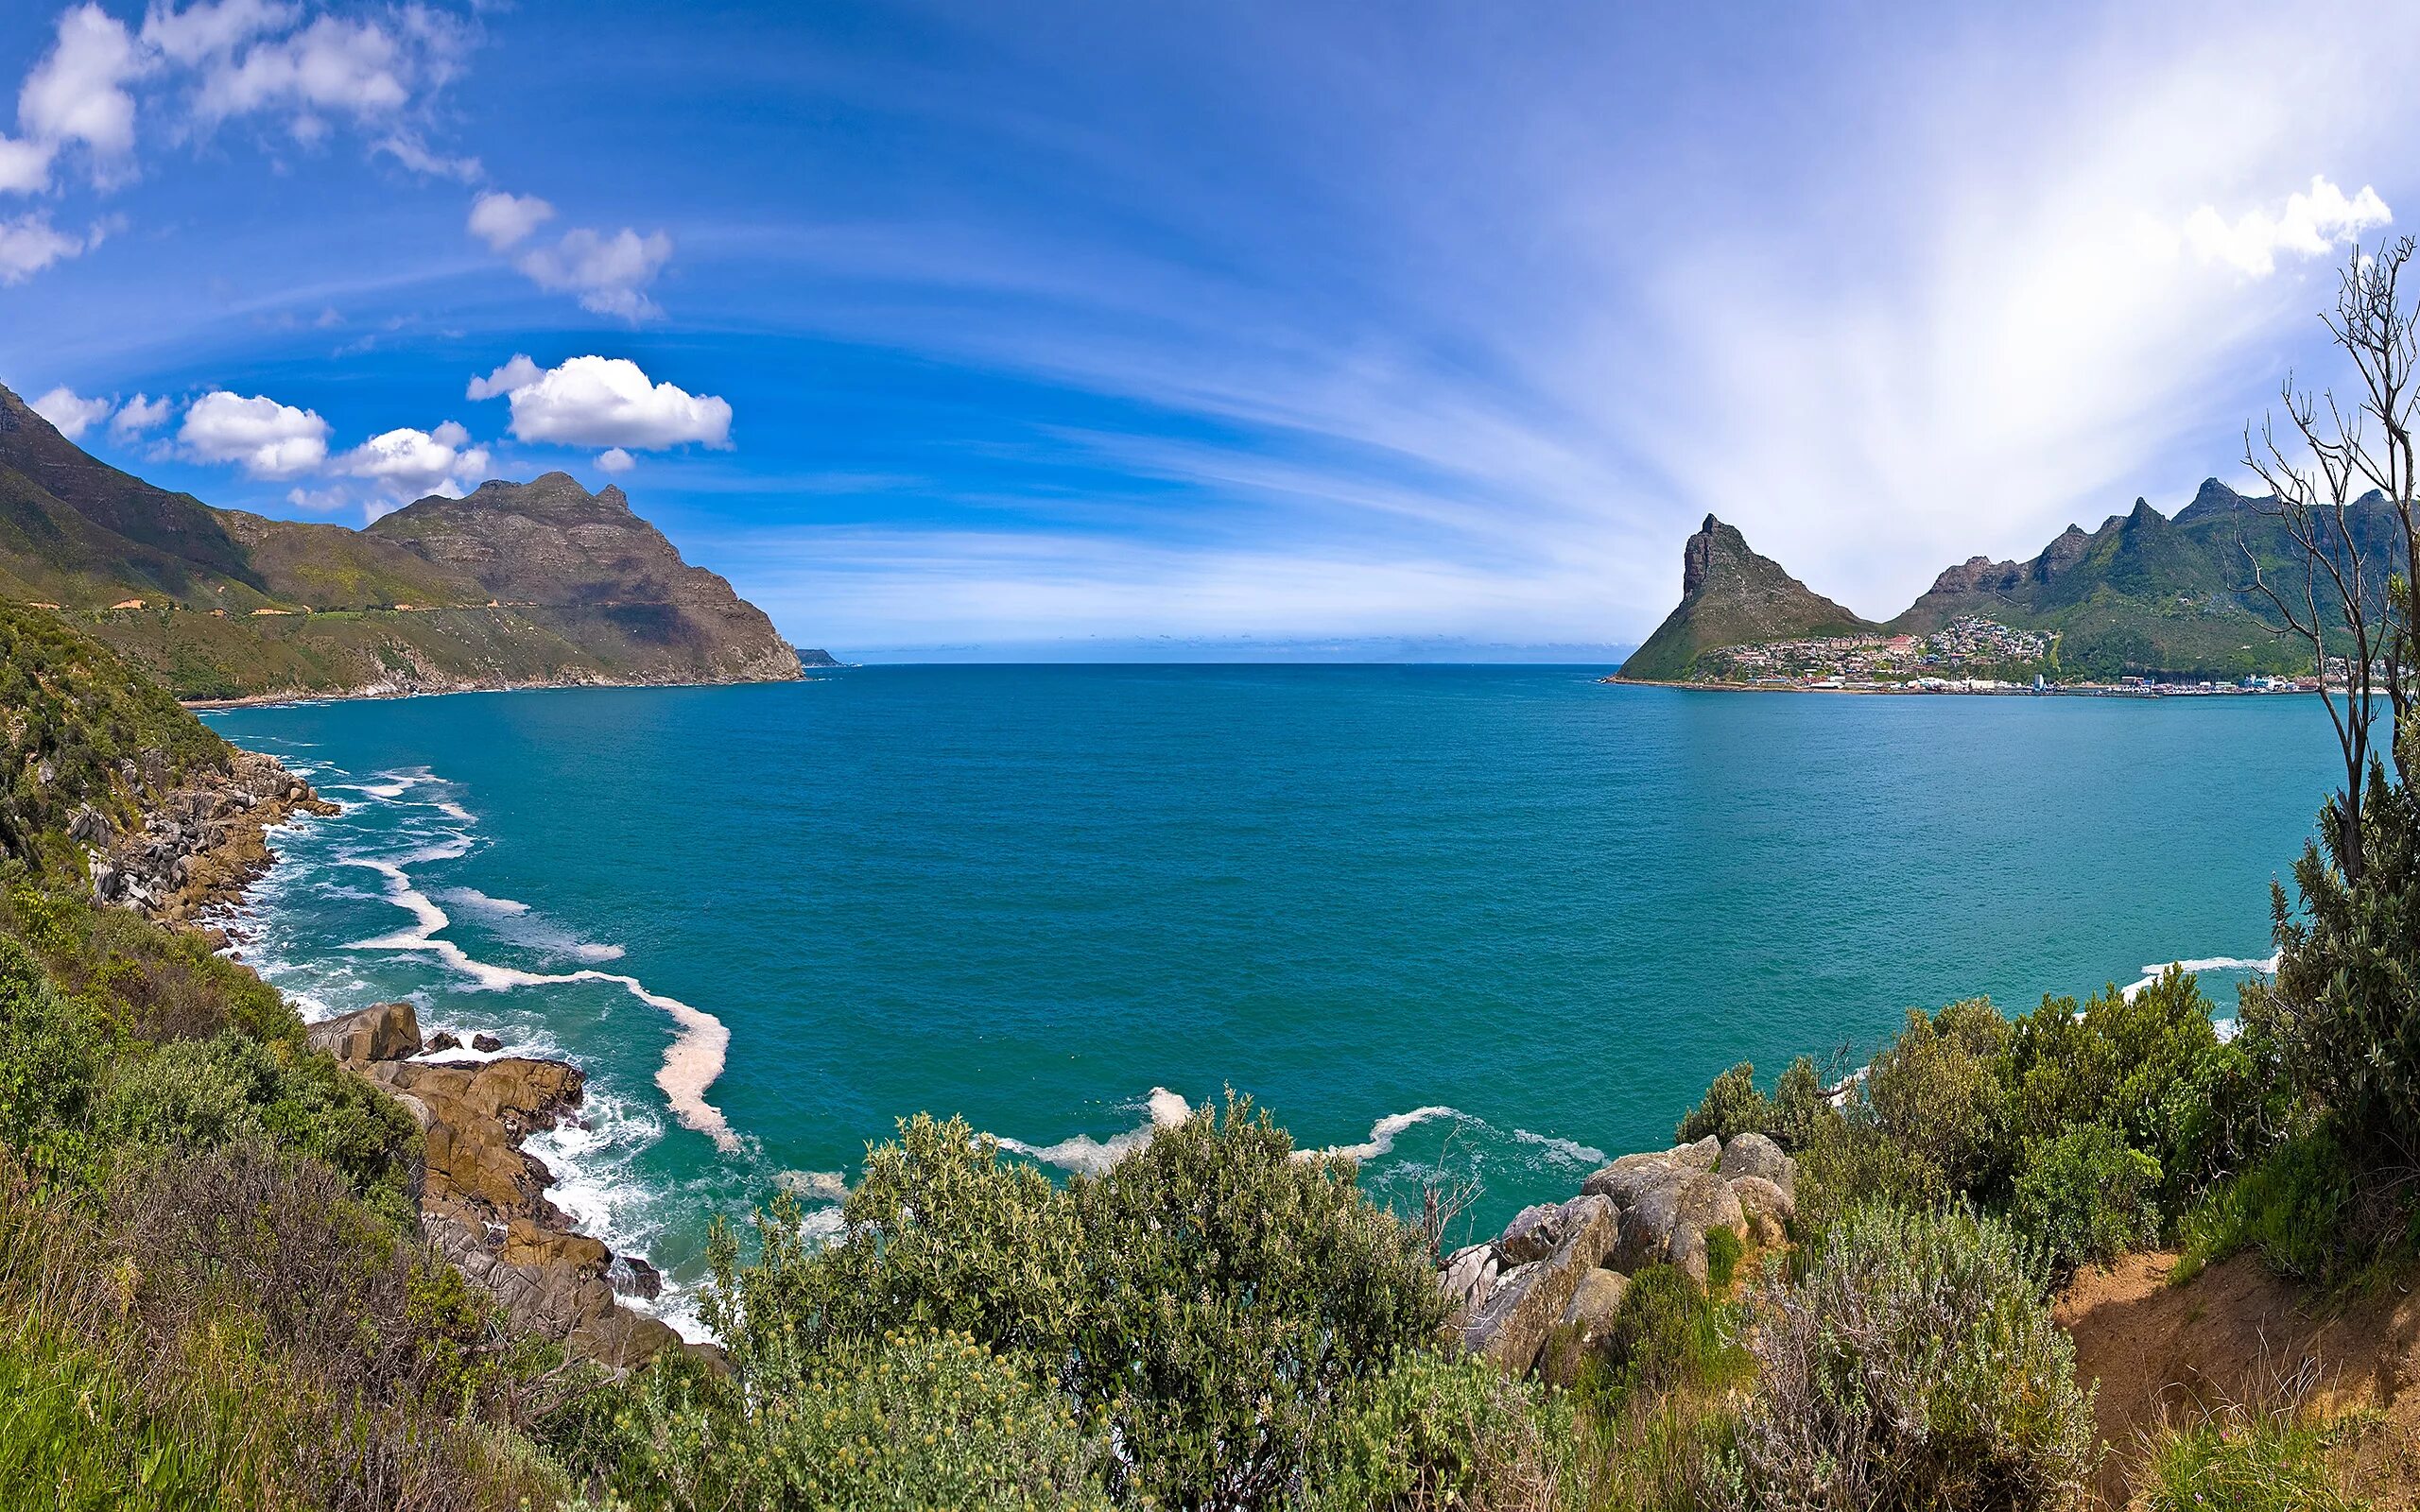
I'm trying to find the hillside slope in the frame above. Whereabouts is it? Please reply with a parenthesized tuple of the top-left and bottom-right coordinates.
(1619, 515, 1876, 680)
(0, 380, 804, 699)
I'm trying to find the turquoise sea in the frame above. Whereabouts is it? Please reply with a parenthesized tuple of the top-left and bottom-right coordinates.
(202, 667, 2335, 1336)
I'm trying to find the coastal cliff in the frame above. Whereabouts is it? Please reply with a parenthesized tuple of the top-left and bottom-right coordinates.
(0, 379, 808, 701)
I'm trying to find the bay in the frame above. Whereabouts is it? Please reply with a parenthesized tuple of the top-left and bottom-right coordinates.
(201, 666, 2335, 1332)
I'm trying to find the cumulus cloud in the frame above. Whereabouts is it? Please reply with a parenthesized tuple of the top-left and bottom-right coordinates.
(140, 0, 295, 65)
(467, 353, 733, 450)
(29, 386, 113, 438)
(2170, 175, 2393, 278)
(596, 446, 634, 473)
(374, 130, 478, 181)
(0, 136, 53, 196)
(512, 225, 674, 319)
(111, 392, 173, 437)
(0, 213, 88, 283)
(467, 190, 553, 251)
(178, 389, 329, 477)
(20, 5, 147, 174)
(189, 12, 441, 129)
(337, 418, 489, 500)
(464, 352, 541, 400)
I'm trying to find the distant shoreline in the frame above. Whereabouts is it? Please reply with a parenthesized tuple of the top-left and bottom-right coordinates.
(1603, 675, 2302, 699)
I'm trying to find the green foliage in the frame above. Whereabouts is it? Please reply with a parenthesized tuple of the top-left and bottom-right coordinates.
(2176, 1128, 2384, 1287)
(2012, 1124, 2162, 1278)
(1863, 999, 2014, 1203)
(0, 935, 102, 1177)
(1703, 1225, 1743, 1292)
(1677, 1061, 1772, 1145)
(1593, 1264, 1728, 1407)
(2251, 757, 2420, 1172)
(695, 1095, 1446, 1510)
(1725, 1203, 2098, 1511)
(0, 601, 230, 866)
(1297, 1349, 1572, 1512)
(0, 1309, 250, 1509)
(591, 1328, 1112, 1512)
(1766, 1056, 1831, 1154)
(2136, 1403, 2361, 1512)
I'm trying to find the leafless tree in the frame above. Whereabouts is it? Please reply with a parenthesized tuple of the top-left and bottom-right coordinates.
(2241, 238, 2420, 884)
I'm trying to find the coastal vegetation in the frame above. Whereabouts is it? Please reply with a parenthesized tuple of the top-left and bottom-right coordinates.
(7, 258, 2420, 1508)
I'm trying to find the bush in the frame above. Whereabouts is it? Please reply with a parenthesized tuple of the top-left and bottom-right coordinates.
(1678, 1056, 1837, 1154)
(1677, 1062, 1773, 1145)
(1595, 1263, 1725, 1405)
(597, 1328, 1112, 1512)
(701, 1095, 1447, 1510)
(1861, 1000, 2014, 1203)
(2177, 1128, 2380, 1287)
(1299, 1350, 1570, 1512)
(0, 935, 101, 1177)
(2012, 1124, 2161, 1278)
(1725, 1203, 2098, 1511)
(1703, 1225, 1743, 1291)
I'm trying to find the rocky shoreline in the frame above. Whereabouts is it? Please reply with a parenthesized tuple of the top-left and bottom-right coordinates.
(1443, 1129, 1796, 1381)
(102, 745, 684, 1371)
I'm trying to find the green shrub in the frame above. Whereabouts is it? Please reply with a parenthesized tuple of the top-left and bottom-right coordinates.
(1861, 1000, 2014, 1203)
(1299, 1349, 1571, 1512)
(2136, 1402, 2360, 1512)
(596, 1328, 1111, 1512)
(1678, 1061, 1773, 1145)
(1703, 1225, 1743, 1291)
(1594, 1263, 1726, 1406)
(1767, 1055, 1834, 1154)
(2013, 1124, 2162, 1277)
(0, 1309, 251, 1509)
(2177, 1128, 2379, 1287)
(0, 935, 101, 1177)
(1725, 1203, 2098, 1511)
(703, 1095, 1446, 1510)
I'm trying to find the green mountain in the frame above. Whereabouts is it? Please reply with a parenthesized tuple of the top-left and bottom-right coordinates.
(1890, 480, 2409, 679)
(1621, 482, 2413, 682)
(1619, 515, 1876, 680)
(0, 381, 804, 700)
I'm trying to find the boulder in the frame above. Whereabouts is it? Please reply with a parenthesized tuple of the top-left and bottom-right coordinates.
(1730, 1175, 1796, 1246)
(1496, 1202, 1568, 1264)
(1671, 1135, 1722, 1171)
(1583, 1152, 1686, 1207)
(425, 1030, 462, 1053)
(306, 1001, 424, 1065)
(1717, 1131, 1797, 1196)
(472, 1032, 504, 1053)
(1462, 1194, 1618, 1374)
(1618, 1170, 1746, 1284)
(1439, 1243, 1498, 1326)
(1561, 1266, 1631, 1335)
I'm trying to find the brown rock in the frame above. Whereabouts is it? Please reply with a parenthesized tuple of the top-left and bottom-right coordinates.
(306, 1001, 423, 1065)
(1730, 1175, 1795, 1246)
(1619, 1170, 1746, 1284)
(1463, 1194, 1618, 1374)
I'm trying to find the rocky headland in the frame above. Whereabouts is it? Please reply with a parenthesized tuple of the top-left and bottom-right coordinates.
(100, 750, 683, 1372)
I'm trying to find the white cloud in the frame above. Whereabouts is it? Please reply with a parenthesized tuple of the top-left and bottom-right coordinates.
(179, 389, 329, 477)
(2173, 175, 2393, 277)
(468, 190, 553, 251)
(596, 446, 634, 473)
(19, 5, 147, 172)
(140, 0, 296, 65)
(284, 482, 349, 511)
(466, 354, 733, 450)
(0, 214, 87, 283)
(337, 420, 489, 500)
(0, 136, 53, 195)
(111, 392, 172, 437)
(30, 385, 112, 438)
(512, 225, 673, 319)
(465, 353, 540, 400)
(375, 131, 479, 182)
(192, 14, 414, 124)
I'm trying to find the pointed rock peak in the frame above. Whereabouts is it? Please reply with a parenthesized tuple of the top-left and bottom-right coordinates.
(1701, 513, 1722, 534)
(2194, 477, 2239, 507)
(2127, 496, 2164, 524)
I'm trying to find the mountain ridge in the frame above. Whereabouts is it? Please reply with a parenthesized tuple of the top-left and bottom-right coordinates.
(1621, 481, 2414, 682)
(0, 381, 804, 699)
(1619, 514, 1877, 680)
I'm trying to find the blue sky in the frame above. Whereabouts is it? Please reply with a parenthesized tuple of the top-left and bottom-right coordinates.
(0, 1, 2412, 655)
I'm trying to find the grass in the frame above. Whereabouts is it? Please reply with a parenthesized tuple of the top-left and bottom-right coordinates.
(2135, 1397, 2370, 1512)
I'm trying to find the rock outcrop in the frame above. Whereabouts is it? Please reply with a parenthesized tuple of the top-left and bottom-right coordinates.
(317, 1022, 683, 1369)
(94, 747, 336, 923)
(1618, 516, 1876, 682)
(1449, 1131, 1801, 1377)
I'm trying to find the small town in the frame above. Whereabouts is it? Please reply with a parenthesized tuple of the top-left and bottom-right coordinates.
(1668, 616, 2320, 696)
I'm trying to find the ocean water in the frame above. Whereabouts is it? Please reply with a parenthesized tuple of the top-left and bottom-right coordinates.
(201, 667, 2337, 1333)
